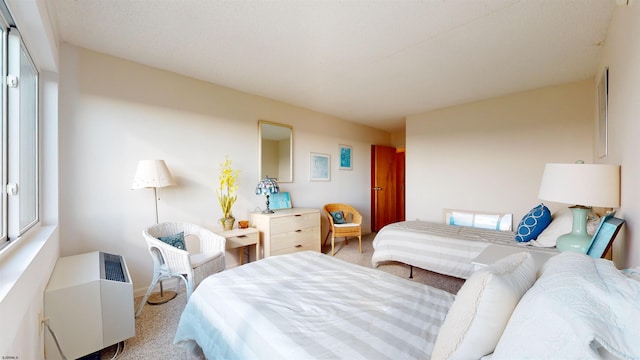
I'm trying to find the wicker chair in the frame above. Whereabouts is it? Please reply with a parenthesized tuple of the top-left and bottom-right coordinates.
(323, 203, 362, 256)
(135, 222, 226, 317)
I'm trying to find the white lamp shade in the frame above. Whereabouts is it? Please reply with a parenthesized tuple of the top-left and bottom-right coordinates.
(131, 160, 175, 189)
(538, 163, 620, 208)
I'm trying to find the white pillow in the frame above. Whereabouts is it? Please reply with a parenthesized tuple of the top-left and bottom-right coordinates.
(531, 208, 572, 247)
(533, 209, 602, 247)
(431, 252, 536, 360)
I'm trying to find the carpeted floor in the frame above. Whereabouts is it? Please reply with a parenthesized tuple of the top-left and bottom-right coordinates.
(100, 233, 464, 359)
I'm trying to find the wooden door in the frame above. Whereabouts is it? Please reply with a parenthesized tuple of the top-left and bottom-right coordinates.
(396, 150, 406, 222)
(371, 145, 397, 231)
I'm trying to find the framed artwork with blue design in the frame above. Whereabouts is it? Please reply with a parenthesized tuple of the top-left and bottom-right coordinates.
(310, 152, 330, 181)
(339, 144, 352, 170)
(587, 213, 624, 258)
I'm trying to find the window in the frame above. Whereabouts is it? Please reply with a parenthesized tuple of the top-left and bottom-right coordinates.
(0, 4, 39, 248)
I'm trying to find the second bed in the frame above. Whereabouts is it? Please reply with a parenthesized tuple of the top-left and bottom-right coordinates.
(371, 220, 557, 279)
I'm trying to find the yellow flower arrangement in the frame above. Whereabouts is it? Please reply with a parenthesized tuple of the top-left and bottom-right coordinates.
(217, 156, 240, 220)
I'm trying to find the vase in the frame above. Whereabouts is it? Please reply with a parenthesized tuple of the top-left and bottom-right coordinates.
(221, 216, 235, 231)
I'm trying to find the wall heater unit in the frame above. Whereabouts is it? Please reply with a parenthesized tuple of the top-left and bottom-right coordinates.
(44, 251, 135, 360)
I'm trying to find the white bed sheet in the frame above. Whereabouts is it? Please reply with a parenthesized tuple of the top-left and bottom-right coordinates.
(174, 251, 455, 359)
(372, 221, 557, 280)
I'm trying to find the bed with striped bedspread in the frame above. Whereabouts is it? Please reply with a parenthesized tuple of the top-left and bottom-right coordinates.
(371, 220, 557, 280)
(174, 250, 455, 359)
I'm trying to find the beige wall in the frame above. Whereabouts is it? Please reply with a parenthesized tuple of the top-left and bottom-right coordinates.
(596, 3, 640, 268)
(58, 45, 389, 294)
(406, 79, 595, 231)
(390, 130, 406, 148)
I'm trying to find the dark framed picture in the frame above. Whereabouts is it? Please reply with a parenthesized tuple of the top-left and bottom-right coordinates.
(339, 144, 352, 170)
(586, 213, 625, 258)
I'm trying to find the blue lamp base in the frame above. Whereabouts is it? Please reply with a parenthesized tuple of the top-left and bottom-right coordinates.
(556, 206, 591, 253)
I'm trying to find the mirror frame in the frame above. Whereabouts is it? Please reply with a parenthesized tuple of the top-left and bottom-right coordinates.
(258, 120, 293, 183)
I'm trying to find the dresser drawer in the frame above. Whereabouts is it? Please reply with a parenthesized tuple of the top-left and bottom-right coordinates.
(270, 241, 319, 256)
(270, 227, 319, 252)
(270, 213, 319, 234)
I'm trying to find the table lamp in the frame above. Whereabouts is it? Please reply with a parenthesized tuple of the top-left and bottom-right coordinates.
(538, 162, 620, 252)
(255, 176, 279, 213)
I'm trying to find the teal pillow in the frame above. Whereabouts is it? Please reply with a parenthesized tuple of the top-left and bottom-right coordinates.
(515, 204, 552, 242)
(330, 211, 346, 224)
(157, 231, 186, 250)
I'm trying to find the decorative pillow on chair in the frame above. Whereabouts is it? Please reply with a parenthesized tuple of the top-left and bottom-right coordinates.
(158, 231, 186, 250)
(515, 203, 552, 242)
(431, 251, 536, 360)
(330, 211, 347, 224)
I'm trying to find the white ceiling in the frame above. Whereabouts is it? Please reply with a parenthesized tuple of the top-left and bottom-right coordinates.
(47, 0, 616, 133)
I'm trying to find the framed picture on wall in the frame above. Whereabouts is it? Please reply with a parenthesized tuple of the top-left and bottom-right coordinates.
(339, 144, 352, 170)
(310, 153, 330, 181)
(597, 67, 609, 159)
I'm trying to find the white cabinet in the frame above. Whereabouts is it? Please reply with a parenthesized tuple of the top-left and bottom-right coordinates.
(44, 252, 135, 360)
(250, 208, 321, 257)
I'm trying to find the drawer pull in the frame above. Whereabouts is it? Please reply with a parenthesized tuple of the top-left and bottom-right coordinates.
(295, 229, 302, 232)
(237, 235, 247, 238)
(295, 244, 302, 248)
(295, 214, 302, 217)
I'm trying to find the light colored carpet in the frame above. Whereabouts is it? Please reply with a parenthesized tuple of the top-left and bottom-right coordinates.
(100, 233, 464, 359)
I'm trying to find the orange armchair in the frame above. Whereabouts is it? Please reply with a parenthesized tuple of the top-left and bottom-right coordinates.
(323, 203, 362, 256)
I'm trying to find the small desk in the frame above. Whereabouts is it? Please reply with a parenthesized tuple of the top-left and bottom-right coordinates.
(472, 245, 557, 273)
(218, 227, 260, 265)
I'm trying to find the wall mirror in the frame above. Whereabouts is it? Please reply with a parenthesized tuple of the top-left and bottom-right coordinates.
(258, 120, 293, 183)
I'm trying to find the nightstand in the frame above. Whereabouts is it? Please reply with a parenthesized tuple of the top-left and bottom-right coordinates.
(218, 227, 260, 265)
(472, 245, 557, 272)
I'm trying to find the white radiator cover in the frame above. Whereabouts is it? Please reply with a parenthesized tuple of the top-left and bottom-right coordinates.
(44, 251, 135, 359)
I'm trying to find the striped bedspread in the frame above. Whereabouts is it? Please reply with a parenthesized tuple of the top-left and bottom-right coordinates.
(371, 221, 557, 280)
(174, 251, 455, 359)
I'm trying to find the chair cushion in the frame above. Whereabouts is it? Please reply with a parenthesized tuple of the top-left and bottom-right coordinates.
(190, 251, 224, 268)
(158, 231, 186, 250)
(333, 223, 360, 228)
(330, 211, 347, 224)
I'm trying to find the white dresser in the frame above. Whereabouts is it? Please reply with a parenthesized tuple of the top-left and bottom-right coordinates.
(250, 208, 321, 257)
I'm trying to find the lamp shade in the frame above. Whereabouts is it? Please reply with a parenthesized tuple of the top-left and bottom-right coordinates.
(255, 177, 279, 196)
(131, 160, 175, 189)
(538, 163, 620, 208)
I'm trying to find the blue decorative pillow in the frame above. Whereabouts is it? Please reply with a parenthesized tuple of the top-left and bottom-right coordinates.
(515, 204, 552, 242)
(330, 211, 347, 224)
(157, 231, 186, 250)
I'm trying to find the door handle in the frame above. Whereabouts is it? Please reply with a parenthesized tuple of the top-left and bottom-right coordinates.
(372, 187, 382, 191)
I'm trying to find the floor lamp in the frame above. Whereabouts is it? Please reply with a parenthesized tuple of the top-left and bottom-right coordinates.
(131, 159, 177, 304)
